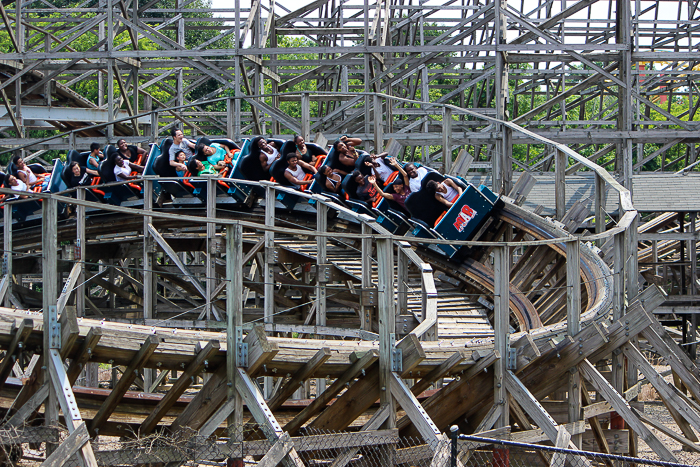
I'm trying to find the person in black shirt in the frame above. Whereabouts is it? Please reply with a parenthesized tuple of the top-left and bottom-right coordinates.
(68, 161, 91, 187)
(116, 139, 146, 162)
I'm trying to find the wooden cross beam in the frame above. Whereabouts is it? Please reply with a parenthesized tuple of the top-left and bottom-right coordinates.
(140, 340, 220, 435)
(283, 349, 378, 435)
(267, 347, 332, 412)
(0, 318, 33, 394)
(578, 359, 677, 463)
(89, 335, 159, 437)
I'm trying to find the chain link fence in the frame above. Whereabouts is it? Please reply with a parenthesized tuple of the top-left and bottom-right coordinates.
(11, 423, 700, 466)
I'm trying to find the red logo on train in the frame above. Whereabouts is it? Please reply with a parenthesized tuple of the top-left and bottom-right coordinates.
(453, 204, 476, 233)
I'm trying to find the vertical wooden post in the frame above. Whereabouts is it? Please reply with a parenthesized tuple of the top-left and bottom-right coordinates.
(555, 149, 566, 220)
(3, 199, 12, 308)
(206, 177, 217, 321)
(42, 197, 58, 450)
(360, 222, 373, 331)
(397, 243, 409, 319)
(263, 183, 275, 398)
(106, 0, 114, 140)
(374, 94, 383, 153)
(442, 107, 453, 174)
(493, 245, 509, 428)
(315, 201, 327, 327)
(76, 189, 86, 317)
(377, 235, 395, 428)
(566, 239, 582, 448)
(690, 213, 698, 361)
(301, 92, 311, 141)
(142, 179, 156, 391)
(227, 224, 244, 435)
(316, 199, 327, 394)
(150, 110, 159, 142)
(612, 231, 626, 395)
(226, 98, 234, 138)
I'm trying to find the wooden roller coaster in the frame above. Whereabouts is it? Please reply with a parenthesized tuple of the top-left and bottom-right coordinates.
(0, 136, 697, 466)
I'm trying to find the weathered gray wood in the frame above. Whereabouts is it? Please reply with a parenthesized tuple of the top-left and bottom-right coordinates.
(140, 340, 220, 435)
(390, 372, 442, 445)
(66, 327, 102, 384)
(493, 246, 509, 428)
(267, 347, 331, 411)
(89, 335, 159, 436)
(411, 351, 466, 396)
(578, 359, 677, 462)
(283, 350, 378, 434)
(40, 422, 89, 467)
(0, 318, 32, 393)
(257, 432, 294, 467)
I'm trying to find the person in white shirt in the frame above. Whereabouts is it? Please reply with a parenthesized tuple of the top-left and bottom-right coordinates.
(168, 129, 195, 172)
(113, 155, 143, 181)
(405, 163, 428, 193)
(427, 179, 463, 208)
(4, 174, 28, 198)
(283, 153, 317, 189)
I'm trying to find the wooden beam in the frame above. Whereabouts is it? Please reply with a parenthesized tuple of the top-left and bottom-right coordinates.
(0, 318, 33, 394)
(41, 422, 90, 467)
(581, 380, 612, 457)
(148, 223, 207, 299)
(390, 372, 442, 445)
(140, 340, 220, 435)
(58, 306, 80, 359)
(235, 368, 305, 466)
(65, 327, 102, 384)
(578, 359, 677, 462)
(245, 324, 279, 376)
(267, 347, 331, 411)
(411, 351, 467, 396)
(283, 350, 378, 435)
(89, 335, 159, 437)
(623, 343, 700, 436)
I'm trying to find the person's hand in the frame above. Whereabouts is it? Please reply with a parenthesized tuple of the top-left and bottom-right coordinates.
(275, 154, 280, 160)
(368, 175, 376, 184)
(389, 157, 398, 166)
(340, 135, 347, 142)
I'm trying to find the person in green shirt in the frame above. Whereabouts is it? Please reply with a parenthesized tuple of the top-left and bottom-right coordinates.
(187, 157, 224, 176)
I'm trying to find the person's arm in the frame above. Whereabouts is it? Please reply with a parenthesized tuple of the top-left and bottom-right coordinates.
(136, 146, 147, 156)
(445, 178, 463, 197)
(299, 160, 317, 174)
(386, 158, 409, 186)
(284, 170, 312, 186)
(371, 179, 394, 201)
(340, 135, 362, 146)
(16, 171, 28, 184)
(435, 192, 453, 207)
(128, 162, 144, 174)
(372, 152, 388, 159)
(185, 138, 196, 149)
(86, 168, 99, 176)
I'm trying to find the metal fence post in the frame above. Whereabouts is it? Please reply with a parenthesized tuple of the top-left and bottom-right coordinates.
(450, 425, 458, 467)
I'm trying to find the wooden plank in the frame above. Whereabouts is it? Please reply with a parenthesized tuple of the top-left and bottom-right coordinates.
(550, 426, 571, 467)
(283, 350, 378, 435)
(638, 411, 700, 453)
(504, 370, 561, 442)
(581, 380, 612, 458)
(88, 335, 159, 437)
(5, 382, 49, 428)
(245, 325, 279, 376)
(140, 340, 220, 435)
(257, 432, 294, 467)
(169, 365, 227, 433)
(411, 351, 466, 396)
(641, 324, 700, 402)
(65, 327, 102, 384)
(623, 343, 700, 440)
(56, 263, 82, 315)
(40, 422, 89, 467)
(390, 372, 442, 445)
(0, 318, 33, 393)
(235, 368, 305, 467)
(58, 306, 80, 359)
(267, 347, 332, 411)
(578, 359, 677, 462)
(328, 405, 392, 467)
